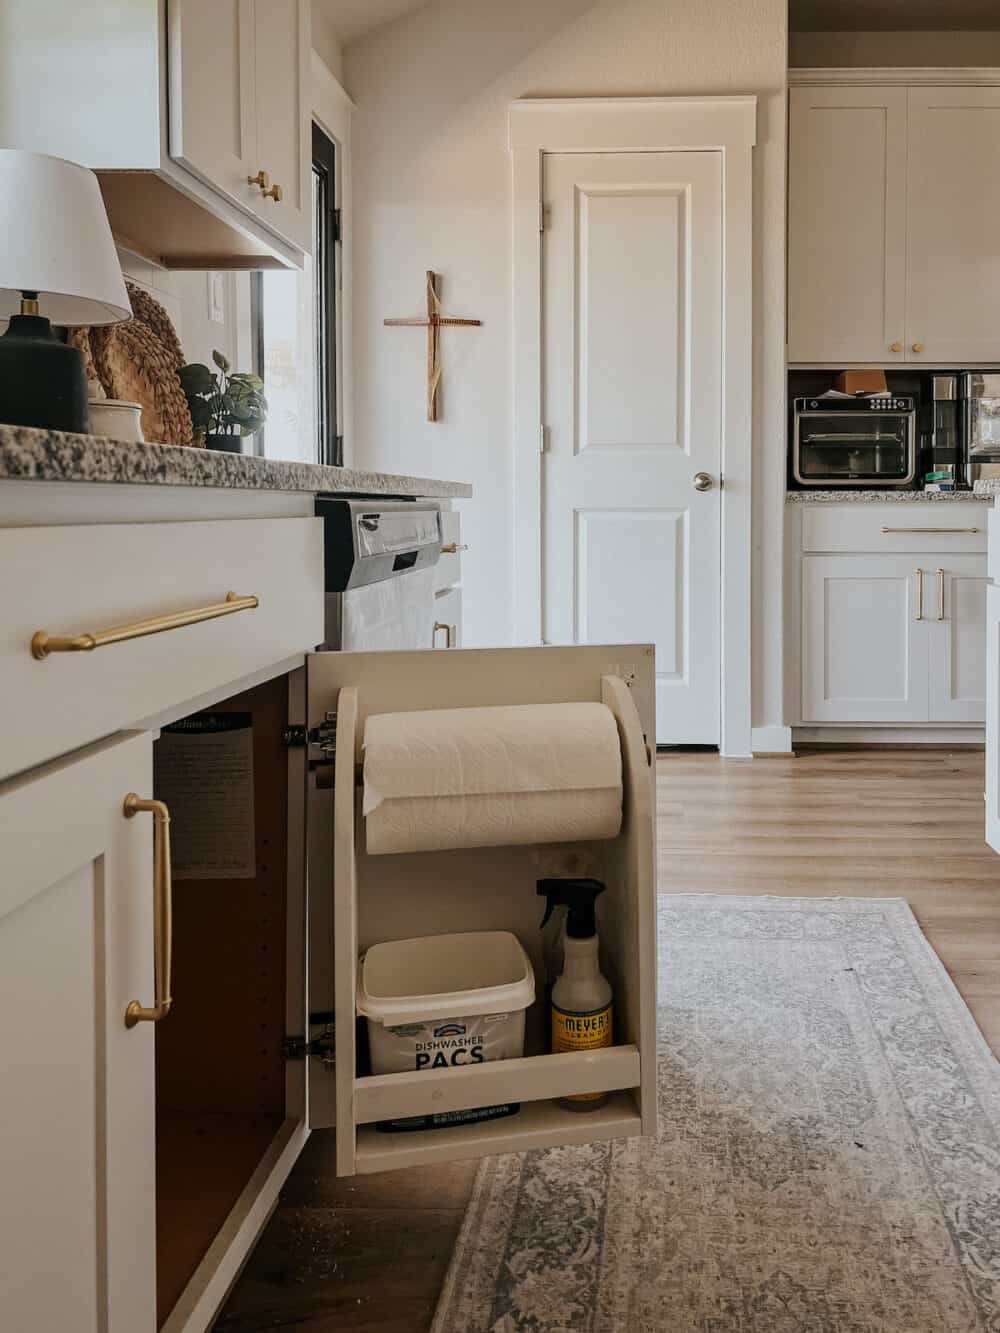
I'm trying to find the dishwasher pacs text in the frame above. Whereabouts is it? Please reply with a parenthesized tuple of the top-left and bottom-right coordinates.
(382, 1015, 510, 1071)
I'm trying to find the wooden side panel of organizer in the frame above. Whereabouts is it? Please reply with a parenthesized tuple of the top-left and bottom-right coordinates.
(332, 686, 360, 1176)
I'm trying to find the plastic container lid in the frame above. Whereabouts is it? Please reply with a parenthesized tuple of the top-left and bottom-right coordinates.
(357, 930, 535, 1027)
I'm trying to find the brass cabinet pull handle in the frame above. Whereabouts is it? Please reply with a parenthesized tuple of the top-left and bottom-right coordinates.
(123, 795, 173, 1027)
(881, 527, 979, 535)
(937, 568, 945, 621)
(433, 620, 456, 648)
(440, 542, 468, 554)
(31, 591, 258, 659)
(247, 169, 270, 190)
(262, 182, 283, 201)
(915, 568, 924, 621)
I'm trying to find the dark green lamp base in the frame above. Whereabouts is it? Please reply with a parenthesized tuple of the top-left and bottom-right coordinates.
(0, 313, 90, 434)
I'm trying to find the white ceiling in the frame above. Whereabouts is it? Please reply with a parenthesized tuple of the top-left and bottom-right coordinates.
(790, 0, 1000, 30)
(314, 0, 430, 45)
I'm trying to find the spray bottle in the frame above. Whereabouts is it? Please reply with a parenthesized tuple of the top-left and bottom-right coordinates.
(537, 878, 613, 1110)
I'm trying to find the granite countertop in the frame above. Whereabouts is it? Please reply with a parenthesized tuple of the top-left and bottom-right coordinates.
(0, 425, 472, 499)
(785, 489, 987, 504)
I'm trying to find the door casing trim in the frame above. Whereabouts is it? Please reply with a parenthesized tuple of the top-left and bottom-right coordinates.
(509, 96, 756, 756)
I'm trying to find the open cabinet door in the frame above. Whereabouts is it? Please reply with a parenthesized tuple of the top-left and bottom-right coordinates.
(304, 645, 657, 1177)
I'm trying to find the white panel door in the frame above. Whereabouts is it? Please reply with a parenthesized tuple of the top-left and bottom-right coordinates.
(542, 152, 722, 744)
(168, 0, 257, 212)
(0, 733, 157, 1333)
(788, 86, 908, 364)
(802, 555, 929, 723)
(928, 556, 988, 723)
(906, 88, 1000, 364)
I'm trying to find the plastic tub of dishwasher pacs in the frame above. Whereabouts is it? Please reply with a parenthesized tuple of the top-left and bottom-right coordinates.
(357, 930, 535, 1133)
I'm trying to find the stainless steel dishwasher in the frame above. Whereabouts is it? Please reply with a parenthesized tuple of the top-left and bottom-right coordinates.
(317, 497, 443, 650)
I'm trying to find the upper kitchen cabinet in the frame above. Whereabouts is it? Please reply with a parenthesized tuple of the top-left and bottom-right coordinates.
(168, 0, 310, 255)
(788, 85, 908, 365)
(0, 0, 310, 269)
(788, 76, 1000, 367)
(905, 88, 1000, 365)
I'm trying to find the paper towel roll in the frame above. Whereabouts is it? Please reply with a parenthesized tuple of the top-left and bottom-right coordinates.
(363, 701, 623, 855)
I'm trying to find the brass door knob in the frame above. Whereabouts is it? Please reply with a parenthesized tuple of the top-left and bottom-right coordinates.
(247, 169, 271, 191)
(912, 342, 924, 354)
(262, 182, 283, 202)
(889, 341, 902, 353)
(692, 471, 714, 492)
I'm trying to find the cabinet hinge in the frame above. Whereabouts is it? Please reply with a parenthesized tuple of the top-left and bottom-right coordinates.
(282, 1016, 336, 1067)
(283, 713, 338, 769)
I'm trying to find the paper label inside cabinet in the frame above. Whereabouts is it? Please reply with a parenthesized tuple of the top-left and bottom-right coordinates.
(154, 713, 256, 880)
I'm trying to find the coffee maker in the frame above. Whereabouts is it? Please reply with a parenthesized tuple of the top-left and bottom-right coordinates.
(962, 373, 1000, 485)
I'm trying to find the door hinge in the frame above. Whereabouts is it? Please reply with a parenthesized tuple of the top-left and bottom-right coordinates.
(283, 713, 338, 770)
(283, 1016, 336, 1068)
(539, 202, 549, 233)
(540, 424, 548, 454)
(332, 207, 343, 244)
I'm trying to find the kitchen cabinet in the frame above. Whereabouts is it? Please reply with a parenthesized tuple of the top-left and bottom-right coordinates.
(985, 583, 1000, 853)
(792, 503, 989, 729)
(0, 0, 310, 268)
(788, 77, 1000, 366)
(0, 732, 157, 1333)
(788, 85, 908, 365)
(169, 0, 310, 254)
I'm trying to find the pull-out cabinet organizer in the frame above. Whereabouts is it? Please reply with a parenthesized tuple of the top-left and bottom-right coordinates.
(305, 645, 658, 1176)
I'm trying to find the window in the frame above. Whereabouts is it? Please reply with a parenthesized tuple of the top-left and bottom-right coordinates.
(252, 123, 342, 465)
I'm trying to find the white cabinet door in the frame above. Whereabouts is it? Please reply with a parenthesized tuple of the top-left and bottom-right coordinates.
(906, 88, 1000, 365)
(928, 556, 988, 723)
(802, 555, 928, 723)
(252, 0, 310, 252)
(0, 733, 157, 1333)
(433, 586, 463, 648)
(167, 0, 258, 213)
(788, 86, 908, 364)
(543, 151, 722, 744)
(985, 585, 1000, 853)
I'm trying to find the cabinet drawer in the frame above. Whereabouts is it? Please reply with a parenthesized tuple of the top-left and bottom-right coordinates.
(432, 586, 462, 648)
(802, 505, 988, 554)
(0, 516, 324, 781)
(434, 510, 464, 593)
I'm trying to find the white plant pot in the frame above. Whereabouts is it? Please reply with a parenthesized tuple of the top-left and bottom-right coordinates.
(88, 399, 145, 443)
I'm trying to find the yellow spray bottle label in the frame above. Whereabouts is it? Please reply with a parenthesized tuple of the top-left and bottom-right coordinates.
(552, 1003, 613, 1102)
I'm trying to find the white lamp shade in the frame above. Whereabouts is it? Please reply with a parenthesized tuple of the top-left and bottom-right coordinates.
(0, 149, 131, 327)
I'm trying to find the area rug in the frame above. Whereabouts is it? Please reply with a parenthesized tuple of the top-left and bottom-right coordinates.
(431, 896, 1000, 1333)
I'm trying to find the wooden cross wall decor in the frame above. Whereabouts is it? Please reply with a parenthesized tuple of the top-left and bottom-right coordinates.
(384, 271, 482, 421)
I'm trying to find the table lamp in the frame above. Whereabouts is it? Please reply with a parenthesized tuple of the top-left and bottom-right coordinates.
(0, 149, 132, 434)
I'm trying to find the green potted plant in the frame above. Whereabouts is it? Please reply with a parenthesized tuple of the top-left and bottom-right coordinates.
(179, 350, 267, 452)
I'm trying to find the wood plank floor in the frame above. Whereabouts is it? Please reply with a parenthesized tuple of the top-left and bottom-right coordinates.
(214, 748, 1000, 1332)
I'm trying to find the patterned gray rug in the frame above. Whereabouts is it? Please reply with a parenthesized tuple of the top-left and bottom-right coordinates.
(431, 896, 1000, 1333)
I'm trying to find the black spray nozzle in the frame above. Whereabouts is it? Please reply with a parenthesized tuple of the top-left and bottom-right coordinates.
(537, 878, 606, 938)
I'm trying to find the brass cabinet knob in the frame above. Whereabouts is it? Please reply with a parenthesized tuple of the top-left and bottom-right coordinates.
(889, 341, 902, 353)
(262, 182, 283, 202)
(247, 169, 271, 191)
(912, 342, 924, 353)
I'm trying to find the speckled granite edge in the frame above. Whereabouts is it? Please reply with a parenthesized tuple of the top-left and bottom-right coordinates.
(785, 489, 987, 504)
(0, 425, 472, 499)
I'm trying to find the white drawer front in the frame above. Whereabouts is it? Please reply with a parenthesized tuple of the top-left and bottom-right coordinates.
(1, 516, 324, 780)
(802, 505, 988, 554)
(434, 510, 464, 593)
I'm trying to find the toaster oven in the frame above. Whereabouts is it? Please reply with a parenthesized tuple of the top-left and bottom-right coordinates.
(793, 394, 917, 487)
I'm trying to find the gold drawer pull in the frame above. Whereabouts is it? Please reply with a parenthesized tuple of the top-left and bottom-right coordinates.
(123, 795, 173, 1027)
(433, 620, 456, 648)
(915, 567, 924, 621)
(440, 542, 468, 554)
(31, 591, 258, 659)
(880, 526, 979, 535)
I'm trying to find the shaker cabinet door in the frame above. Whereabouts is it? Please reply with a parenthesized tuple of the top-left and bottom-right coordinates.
(906, 87, 1000, 365)
(801, 555, 929, 723)
(251, 0, 311, 251)
(0, 733, 157, 1333)
(927, 556, 988, 724)
(787, 86, 908, 364)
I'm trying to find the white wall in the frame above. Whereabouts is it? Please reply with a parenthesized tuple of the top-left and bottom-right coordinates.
(344, 0, 788, 742)
(790, 30, 1000, 67)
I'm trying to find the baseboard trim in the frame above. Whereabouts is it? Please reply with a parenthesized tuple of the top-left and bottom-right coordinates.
(793, 725, 985, 746)
(751, 725, 794, 756)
